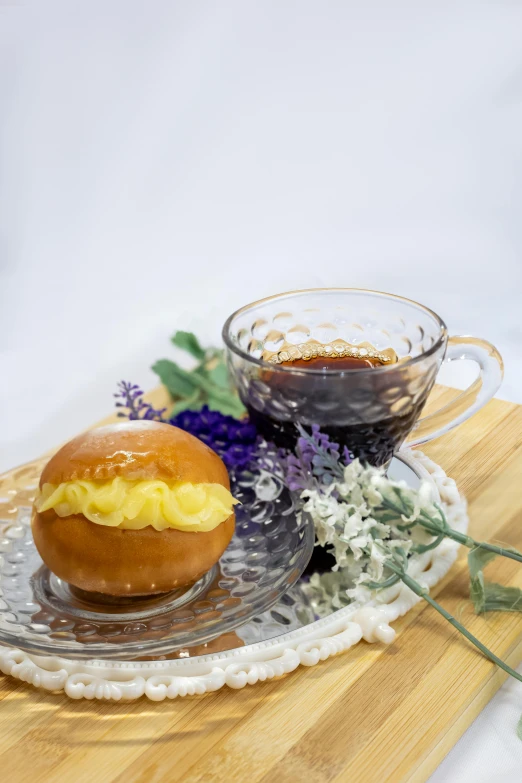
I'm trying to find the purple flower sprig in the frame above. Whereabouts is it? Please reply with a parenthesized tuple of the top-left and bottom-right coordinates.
(257, 424, 353, 493)
(286, 424, 352, 491)
(170, 406, 258, 470)
(113, 382, 256, 468)
(114, 381, 168, 421)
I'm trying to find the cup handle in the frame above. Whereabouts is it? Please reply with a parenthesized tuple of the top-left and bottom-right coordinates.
(406, 336, 504, 447)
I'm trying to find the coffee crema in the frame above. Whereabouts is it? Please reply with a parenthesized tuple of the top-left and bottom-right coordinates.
(262, 339, 399, 368)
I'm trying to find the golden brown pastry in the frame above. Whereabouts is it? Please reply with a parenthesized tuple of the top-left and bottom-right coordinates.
(32, 421, 237, 596)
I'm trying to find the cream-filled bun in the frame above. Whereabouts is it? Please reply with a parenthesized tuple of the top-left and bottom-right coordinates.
(32, 421, 237, 596)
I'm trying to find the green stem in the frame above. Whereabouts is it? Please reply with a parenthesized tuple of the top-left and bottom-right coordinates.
(466, 540, 522, 565)
(420, 524, 522, 566)
(381, 497, 412, 525)
(380, 495, 522, 565)
(366, 573, 400, 590)
(413, 533, 446, 554)
(387, 562, 522, 685)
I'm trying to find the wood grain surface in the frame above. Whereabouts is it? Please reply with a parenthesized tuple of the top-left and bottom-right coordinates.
(1, 386, 522, 783)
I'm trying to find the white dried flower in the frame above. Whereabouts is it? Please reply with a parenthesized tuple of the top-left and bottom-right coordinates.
(348, 535, 370, 561)
(369, 542, 387, 581)
(300, 454, 445, 610)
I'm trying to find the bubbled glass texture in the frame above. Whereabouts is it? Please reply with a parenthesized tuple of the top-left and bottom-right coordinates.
(0, 461, 314, 660)
(225, 290, 446, 465)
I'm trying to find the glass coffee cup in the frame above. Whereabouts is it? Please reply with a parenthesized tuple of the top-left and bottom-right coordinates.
(223, 289, 503, 467)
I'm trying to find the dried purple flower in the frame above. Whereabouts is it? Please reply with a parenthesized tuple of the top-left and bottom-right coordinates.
(257, 424, 352, 493)
(114, 381, 167, 421)
(114, 383, 257, 468)
(170, 406, 258, 470)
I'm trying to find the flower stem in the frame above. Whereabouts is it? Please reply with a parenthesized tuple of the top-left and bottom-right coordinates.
(413, 533, 445, 554)
(366, 573, 401, 590)
(421, 524, 522, 565)
(387, 563, 522, 685)
(381, 493, 522, 565)
(465, 540, 522, 565)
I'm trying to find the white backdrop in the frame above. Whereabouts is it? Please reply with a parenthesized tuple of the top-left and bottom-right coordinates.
(1, 2, 522, 780)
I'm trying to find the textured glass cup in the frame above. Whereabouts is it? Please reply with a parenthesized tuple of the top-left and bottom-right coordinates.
(223, 289, 504, 466)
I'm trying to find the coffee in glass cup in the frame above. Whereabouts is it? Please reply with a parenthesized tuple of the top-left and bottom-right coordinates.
(223, 289, 503, 467)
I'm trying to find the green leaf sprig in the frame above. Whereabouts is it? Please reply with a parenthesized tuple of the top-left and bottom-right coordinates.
(371, 485, 522, 685)
(152, 330, 245, 418)
(375, 485, 522, 605)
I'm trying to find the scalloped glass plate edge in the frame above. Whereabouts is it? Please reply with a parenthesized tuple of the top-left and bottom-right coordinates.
(0, 460, 315, 659)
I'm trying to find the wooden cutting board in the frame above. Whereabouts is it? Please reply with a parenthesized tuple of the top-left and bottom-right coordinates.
(1, 385, 522, 783)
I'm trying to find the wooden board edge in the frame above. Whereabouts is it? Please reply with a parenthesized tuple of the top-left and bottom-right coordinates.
(405, 636, 522, 783)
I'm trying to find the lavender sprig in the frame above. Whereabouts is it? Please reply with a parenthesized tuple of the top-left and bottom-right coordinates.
(292, 423, 352, 489)
(261, 424, 352, 492)
(114, 381, 167, 421)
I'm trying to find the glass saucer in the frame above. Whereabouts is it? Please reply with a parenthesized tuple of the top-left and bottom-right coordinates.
(0, 461, 314, 659)
(0, 453, 427, 662)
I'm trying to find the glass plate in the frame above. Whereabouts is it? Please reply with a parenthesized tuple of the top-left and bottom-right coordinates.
(0, 454, 424, 662)
(0, 461, 314, 659)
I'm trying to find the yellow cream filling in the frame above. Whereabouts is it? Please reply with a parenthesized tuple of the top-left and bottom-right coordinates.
(35, 478, 238, 532)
